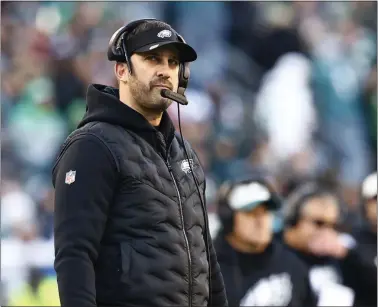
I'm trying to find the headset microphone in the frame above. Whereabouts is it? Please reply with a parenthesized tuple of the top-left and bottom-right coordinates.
(160, 89, 189, 105)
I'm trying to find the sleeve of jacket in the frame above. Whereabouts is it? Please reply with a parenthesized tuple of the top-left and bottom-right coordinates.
(53, 135, 118, 307)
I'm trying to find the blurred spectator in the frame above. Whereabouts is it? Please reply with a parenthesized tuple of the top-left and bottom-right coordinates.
(37, 188, 55, 240)
(7, 267, 60, 306)
(1, 181, 38, 240)
(280, 182, 356, 306)
(362, 62, 377, 165)
(215, 177, 317, 306)
(171, 2, 231, 88)
(253, 52, 317, 179)
(310, 12, 376, 207)
(6, 77, 67, 179)
(337, 172, 377, 307)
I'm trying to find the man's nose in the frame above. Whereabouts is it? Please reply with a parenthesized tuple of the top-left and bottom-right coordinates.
(156, 70, 170, 79)
(156, 60, 172, 78)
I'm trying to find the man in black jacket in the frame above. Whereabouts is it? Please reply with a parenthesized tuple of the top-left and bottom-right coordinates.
(53, 19, 227, 307)
(214, 177, 317, 306)
(309, 173, 377, 307)
(281, 182, 356, 306)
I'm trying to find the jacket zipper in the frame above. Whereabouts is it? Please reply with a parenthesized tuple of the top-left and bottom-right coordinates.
(166, 158, 193, 307)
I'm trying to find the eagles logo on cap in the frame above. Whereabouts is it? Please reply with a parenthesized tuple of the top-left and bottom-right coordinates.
(157, 30, 172, 38)
(123, 26, 197, 62)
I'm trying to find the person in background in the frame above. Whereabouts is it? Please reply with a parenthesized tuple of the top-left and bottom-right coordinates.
(8, 267, 60, 306)
(214, 176, 317, 306)
(309, 172, 377, 307)
(310, 14, 376, 209)
(281, 182, 356, 306)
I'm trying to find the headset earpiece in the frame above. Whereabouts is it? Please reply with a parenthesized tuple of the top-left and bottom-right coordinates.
(176, 34, 191, 95)
(281, 185, 312, 227)
(107, 26, 128, 62)
(177, 63, 190, 95)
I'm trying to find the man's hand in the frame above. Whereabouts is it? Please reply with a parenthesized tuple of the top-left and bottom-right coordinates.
(308, 229, 348, 259)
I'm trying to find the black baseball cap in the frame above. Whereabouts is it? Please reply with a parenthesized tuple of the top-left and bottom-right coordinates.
(125, 25, 197, 62)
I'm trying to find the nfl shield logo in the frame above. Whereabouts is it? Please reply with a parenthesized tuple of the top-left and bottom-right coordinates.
(65, 170, 76, 185)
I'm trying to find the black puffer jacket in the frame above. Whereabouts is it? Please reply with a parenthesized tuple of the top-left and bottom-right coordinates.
(53, 84, 227, 307)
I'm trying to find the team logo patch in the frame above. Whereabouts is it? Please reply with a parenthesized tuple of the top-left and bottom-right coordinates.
(240, 273, 293, 306)
(181, 159, 194, 174)
(65, 170, 76, 185)
(157, 30, 172, 38)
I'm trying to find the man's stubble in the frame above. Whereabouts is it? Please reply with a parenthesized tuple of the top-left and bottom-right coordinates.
(128, 74, 172, 113)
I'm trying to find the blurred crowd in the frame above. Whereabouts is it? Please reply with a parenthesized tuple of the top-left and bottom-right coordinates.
(1, 1, 376, 306)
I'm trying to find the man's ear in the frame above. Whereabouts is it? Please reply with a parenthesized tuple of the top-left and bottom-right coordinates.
(114, 62, 129, 83)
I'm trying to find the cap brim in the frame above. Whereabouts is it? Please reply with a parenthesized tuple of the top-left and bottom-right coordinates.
(135, 41, 197, 62)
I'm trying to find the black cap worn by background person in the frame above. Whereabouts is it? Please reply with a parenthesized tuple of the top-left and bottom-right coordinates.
(124, 25, 197, 62)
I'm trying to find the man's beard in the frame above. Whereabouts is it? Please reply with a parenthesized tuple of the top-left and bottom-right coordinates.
(128, 74, 172, 113)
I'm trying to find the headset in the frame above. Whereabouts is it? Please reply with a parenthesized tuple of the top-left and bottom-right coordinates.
(217, 176, 282, 235)
(107, 18, 191, 96)
(281, 182, 347, 229)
